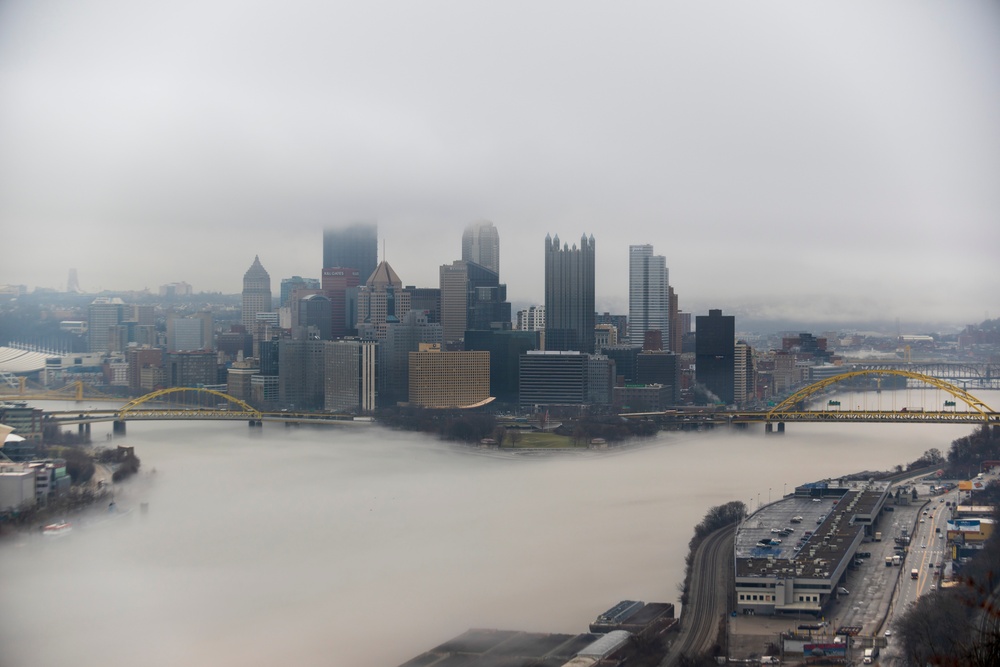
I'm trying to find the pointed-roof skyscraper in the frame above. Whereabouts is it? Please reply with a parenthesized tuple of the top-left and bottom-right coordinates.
(242, 255, 272, 331)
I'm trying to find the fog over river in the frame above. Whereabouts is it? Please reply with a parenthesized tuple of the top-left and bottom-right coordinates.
(2, 390, 995, 667)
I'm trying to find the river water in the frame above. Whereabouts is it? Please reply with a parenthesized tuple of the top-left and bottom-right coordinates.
(1, 389, 996, 667)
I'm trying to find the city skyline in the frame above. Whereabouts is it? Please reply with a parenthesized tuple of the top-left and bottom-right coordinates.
(1, 2, 998, 329)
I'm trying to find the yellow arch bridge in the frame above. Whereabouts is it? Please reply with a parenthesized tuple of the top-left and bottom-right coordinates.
(43, 387, 363, 435)
(622, 370, 1000, 432)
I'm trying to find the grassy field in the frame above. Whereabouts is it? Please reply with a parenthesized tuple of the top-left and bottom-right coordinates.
(503, 430, 583, 448)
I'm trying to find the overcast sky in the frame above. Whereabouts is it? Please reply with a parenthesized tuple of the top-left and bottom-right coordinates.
(1, 1, 997, 327)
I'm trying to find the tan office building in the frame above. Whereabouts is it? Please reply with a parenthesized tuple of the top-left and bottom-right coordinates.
(408, 348, 490, 408)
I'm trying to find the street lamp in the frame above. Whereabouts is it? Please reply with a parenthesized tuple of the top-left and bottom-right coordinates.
(768, 487, 772, 504)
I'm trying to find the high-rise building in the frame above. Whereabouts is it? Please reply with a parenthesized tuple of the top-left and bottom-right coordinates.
(357, 261, 411, 340)
(439, 261, 470, 345)
(696, 309, 735, 405)
(126, 347, 162, 393)
(322, 268, 362, 337)
(323, 222, 378, 284)
(166, 312, 212, 352)
(636, 351, 680, 404)
(734, 341, 757, 406)
(464, 329, 540, 405)
(241, 256, 272, 333)
(407, 286, 441, 324)
(278, 339, 327, 410)
(324, 339, 377, 413)
(298, 294, 333, 340)
(408, 347, 490, 408)
(544, 233, 595, 354)
(628, 244, 669, 349)
(516, 306, 545, 332)
(163, 351, 218, 388)
(518, 350, 588, 408)
(669, 288, 682, 355)
(461, 220, 500, 275)
(380, 311, 443, 407)
(439, 260, 510, 346)
(87, 297, 125, 353)
(280, 276, 320, 307)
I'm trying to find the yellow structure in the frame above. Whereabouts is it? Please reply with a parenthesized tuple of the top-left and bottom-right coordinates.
(766, 369, 995, 423)
(408, 349, 490, 409)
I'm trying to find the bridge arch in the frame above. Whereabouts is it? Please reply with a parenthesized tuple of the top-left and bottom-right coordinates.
(118, 387, 262, 420)
(766, 369, 994, 422)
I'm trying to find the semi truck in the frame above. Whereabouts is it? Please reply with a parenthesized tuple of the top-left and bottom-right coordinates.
(863, 646, 880, 663)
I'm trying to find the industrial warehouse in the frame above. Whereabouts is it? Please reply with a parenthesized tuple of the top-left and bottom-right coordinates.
(734, 479, 890, 615)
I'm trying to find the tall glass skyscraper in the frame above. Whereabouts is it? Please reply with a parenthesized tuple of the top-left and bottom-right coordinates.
(323, 222, 378, 282)
(544, 233, 595, 354)
(628, 244, 669, 349)
(461, 220, 500, 275)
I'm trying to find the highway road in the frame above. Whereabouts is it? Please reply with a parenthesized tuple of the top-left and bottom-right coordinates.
(662, 525, 735, 667)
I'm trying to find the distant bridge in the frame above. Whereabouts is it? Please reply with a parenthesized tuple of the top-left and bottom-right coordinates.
(623, 370, 999, 431)
(42, 387, 366, 434)
(845, 361, 999, 389)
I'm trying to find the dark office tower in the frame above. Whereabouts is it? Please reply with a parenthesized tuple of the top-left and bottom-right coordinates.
(242, 256, 272, 333)
(695, 309, 735, 405)
(465, 329, 540, 405)
(544, 233, 596, 354)
(601, 345, 639, 384)
(323, 222, 378, 284)
(322, 267, 362, 337)
(628, 244, 669, 348)
(407, 286, 441, 324)
(462, 220, 500, 275)
(637, 351, 680, 404)
(298, 294, 333, 340)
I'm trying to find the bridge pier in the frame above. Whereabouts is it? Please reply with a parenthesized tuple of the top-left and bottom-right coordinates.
(248, 420, 262, 428)
(112, 420, 127, 436)
(765, 422, 785, 436)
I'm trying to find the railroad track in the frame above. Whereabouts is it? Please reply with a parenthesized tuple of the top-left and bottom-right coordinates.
(663, 525, 735, 666)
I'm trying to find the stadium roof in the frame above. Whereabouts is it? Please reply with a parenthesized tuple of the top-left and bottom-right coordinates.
(0, 346, 53, 374)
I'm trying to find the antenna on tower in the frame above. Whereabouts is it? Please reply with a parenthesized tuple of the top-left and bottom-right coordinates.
(382, 239, 386, 263)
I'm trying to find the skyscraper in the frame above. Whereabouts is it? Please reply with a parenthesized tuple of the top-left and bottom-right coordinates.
(357, 261, 411, 340)
(461, 220, 500, 275)
(322, 267, 362, 337)
(439, 260, 510, 346)
(241, 256, 272, 332)
(298, 294, 333, 340)
(87, 297, 125, 353)
(695, 309, 735, 405)
(323, 222, 378, 283)
(628, 244, 669, 349)
(544, 233, 595, 354)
